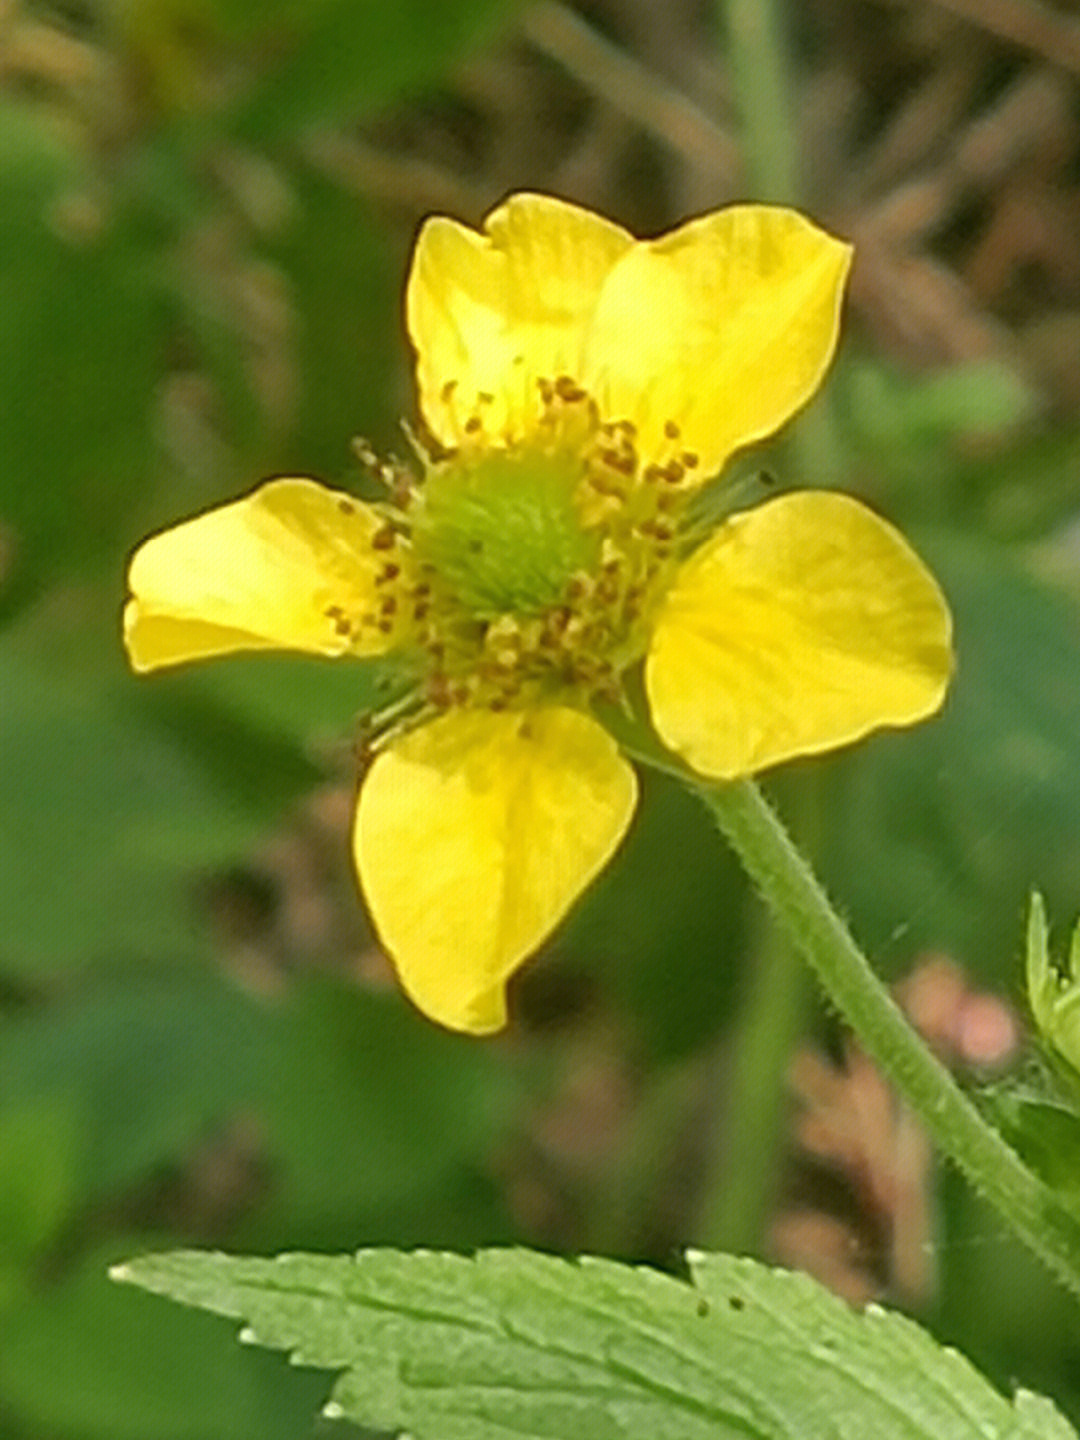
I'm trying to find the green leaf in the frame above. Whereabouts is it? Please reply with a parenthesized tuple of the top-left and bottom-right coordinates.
(564, 770, 746, 1057)
(0, 971, 265, 1201)
(241, 976, 524, 1250)
(979, 1086, 1080, 1200)
(0, 100, 164, 587)
(0, 1099, 80, 1307)
(0, 970, 521, 1246)
(0, 598, 323, 973)
(229, 0, 517, 141)
(265, 174, 397, 482)
(1023, 892, 1080, 1100)
(0, 1242, 335, 1440)
(113, 1246, 1076, 1439)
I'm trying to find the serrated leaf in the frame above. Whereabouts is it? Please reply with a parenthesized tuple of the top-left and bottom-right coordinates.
(114, 1246, 1076, 1440)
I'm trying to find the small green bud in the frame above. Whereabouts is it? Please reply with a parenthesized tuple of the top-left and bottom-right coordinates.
(413, 450, 598, 618)
(1026, 892, 1080, 1088)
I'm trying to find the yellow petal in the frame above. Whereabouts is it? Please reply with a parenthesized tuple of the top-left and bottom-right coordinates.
(124, 478, 404, 671)
(406, 193, 634, 448)
(354, 705, 638, 1033)
(583, 206, 852, 477)
(645, 492, 953, 778)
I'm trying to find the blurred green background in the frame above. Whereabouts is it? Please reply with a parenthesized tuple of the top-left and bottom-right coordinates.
(4, 0, 1080, 1435)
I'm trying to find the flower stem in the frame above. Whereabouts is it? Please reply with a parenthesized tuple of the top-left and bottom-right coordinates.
(718, 0, 798, 204)
(698, 775, 1080, 1298)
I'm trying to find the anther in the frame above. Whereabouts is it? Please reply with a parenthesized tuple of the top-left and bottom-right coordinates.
(427, 674, 452, 708)
(440, 379, 458, 404)
(681, 451, 699, 469)
(664, 419, 681, 440)
(372, 526, 396, 551)
(337, 498, 355, 515)
(464, 415, 482, 435)
(554, 375, 586, 403)
(377, 562, 401, 582)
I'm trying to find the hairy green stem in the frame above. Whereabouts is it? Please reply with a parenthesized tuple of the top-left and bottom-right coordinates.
(699, 776, 1080, 1298)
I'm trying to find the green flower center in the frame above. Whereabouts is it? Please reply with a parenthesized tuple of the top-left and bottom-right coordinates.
(353, 375, 701, 741)
(411, 450, 599, 618)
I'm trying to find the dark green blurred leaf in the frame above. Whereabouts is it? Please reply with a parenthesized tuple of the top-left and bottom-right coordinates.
(842, 357, 1035, 461)
(564, 771, 746, 1057)
(935, 1172, 1080, 1430)
(0, 602, 319, 974)
(242, 975, 522, 1250)
(978, 1086, 1080, 1200)
(819, 529, 1080, 985)
(0, 1099, 80, 1309)
(157, 647, 406, 747)
(0, 967, 521, 1246)
(0, 1241, 334, 1440)
(974, 427, 1080, 544)
(230, 0, 517, 141)
(268, 173, 398, 480)
(0, 101, 165, 589)
(0, 971, 264, 1200)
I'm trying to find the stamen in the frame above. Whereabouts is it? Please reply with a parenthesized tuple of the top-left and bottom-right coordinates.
(354, 373, 692, 742)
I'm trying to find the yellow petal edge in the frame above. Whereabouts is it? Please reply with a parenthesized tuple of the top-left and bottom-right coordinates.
(124, 479, 399, 671)
(583, 206, 853, 477)
(407, 192, 634, 448)
(645, 491, 953, 778)
(354, 706, 638, 1033)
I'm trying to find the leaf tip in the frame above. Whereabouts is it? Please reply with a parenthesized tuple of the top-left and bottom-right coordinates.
(322, 1400, 345, 1421)
(108, 1261, 134, 1283)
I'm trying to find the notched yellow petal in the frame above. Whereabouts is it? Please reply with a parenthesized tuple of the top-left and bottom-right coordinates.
(406, 193, 633, 447)
(124, 479, 405, 671)
(354, 706, 638, 1033)
(584, 206, 852, 478)
(645, 492, 953, 778)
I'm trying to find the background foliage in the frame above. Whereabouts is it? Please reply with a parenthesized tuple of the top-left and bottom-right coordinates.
(3, 0, 1080, 1435)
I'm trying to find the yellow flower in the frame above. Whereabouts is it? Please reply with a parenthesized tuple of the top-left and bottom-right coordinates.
(124, 194, 953, 1034)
